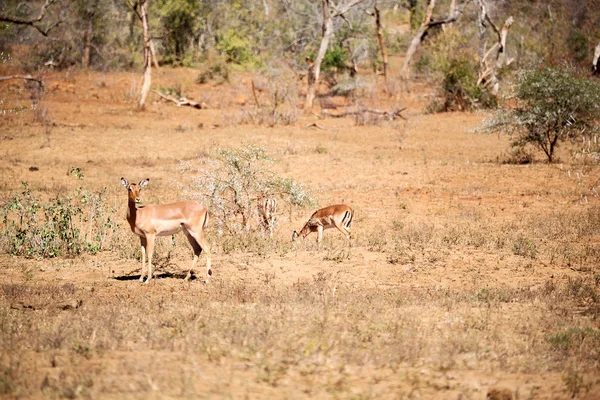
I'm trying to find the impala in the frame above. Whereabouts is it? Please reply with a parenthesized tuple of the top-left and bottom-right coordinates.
(121, 178, 212, 284)
(292, 204, 353, 244)
(258, 197, 277, 236)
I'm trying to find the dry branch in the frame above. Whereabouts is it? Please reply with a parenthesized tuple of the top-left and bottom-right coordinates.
(0, 0, 59, 36)
(153, 90, 205, 109)
(322, 106, 407, 120)
(400, 0, 461, 80)
(0, 75, 43, 85)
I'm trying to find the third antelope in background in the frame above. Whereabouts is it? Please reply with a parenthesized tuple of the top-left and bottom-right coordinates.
(292, 204, 353, 245)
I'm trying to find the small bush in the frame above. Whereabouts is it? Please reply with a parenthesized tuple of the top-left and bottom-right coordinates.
(0, 182, 120, 258)
(178, 144, 315, 236)
(480, 66, 600, 162)
(428, 58, 497, 112)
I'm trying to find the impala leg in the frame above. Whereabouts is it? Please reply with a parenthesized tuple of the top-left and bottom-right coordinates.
(186, 227, 212, 283)
(316, 226, 324, 249)
(139, 237, 147, 283)
(333, 224, 352, 259)
(183, 228, 201, 281)
(334, 224, 352, 243)
(145, 234, 156, 284)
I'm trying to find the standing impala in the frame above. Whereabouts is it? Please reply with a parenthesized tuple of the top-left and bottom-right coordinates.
(121, 178, 212, 284)
(292, 204, 353, 244)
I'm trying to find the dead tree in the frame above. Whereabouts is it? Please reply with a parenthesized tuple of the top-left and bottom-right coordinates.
(366, 1, 389, 91)
(304, 0, 365, 111)
(400, 0, 461, 80)
(126, 0, 153, 109)
(138, 0, 152, 110)
(593, 42, 600, 75)
(81, 0, 101, 70)
(0, 0, 60, 37)
(475, 0, 514, 95)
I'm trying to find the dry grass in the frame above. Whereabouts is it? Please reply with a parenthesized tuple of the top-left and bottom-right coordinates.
(0, 67, 599, 399)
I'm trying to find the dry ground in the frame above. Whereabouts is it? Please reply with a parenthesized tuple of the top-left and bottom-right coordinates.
(0, 67, 599, 399)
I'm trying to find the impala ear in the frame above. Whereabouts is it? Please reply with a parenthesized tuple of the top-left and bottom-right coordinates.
(121, 177, 129, 187)
(139, 178, 150, 188)
(292, 231, 298, 241)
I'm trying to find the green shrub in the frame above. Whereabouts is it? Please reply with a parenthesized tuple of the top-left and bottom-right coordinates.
(216, 30, 261, 67)
(428, 58, 497, 112)
(480, 66, 600, 162)
(0, 182, 119, 258)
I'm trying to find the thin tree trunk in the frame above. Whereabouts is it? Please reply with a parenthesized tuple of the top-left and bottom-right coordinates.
(138, 0, 151, 110)
(374, 1, 389, 90)
(593, 42, 600, 75)
(150, 39, 159, 69)
(304, 0, 365, 111)
(400, 0, 459, 80)
(81, 1, 98, 71)
(305, 0, 333, 111)
(400, 0, 436, 80)
(475, 0, 513, 94)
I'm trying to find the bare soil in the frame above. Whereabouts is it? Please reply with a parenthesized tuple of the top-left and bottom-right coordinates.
(0, 67, 599, 399)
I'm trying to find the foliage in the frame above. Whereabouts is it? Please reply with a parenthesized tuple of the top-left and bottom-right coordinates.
(154, 0, 201, 65)
(424, 25, 498, 112)
(0, 181, 119, 258)
(216, 30, 261, 67)
(480, 66, 600, 162)
(178, 144, 314, 236)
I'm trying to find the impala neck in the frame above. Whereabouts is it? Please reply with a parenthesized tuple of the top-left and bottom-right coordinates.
(127, 197, 139, 221)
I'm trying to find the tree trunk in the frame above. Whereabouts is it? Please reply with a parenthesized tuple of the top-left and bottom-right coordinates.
(305, 0, 333, 111)
(400, 0, 459, 81)
(400, 0, 435, 80)
(138, 0, 152, 110)
(374, 1, 389, 90)
(593, 42, 600, 75)
(475, 0, 513, 95)
(304, 0, 365, 111)
(150, 39, 160, 69)
(81, 1, 99, 71)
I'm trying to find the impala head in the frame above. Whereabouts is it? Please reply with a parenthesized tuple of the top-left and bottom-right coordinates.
(121, 177, 149, 204)
(292, 223, 311, 241)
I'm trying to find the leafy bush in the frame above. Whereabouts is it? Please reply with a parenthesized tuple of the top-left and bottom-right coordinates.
(480, 66, 600, 162)
(216, 30, 261, 67)
(0, 182, 119, 258)
(428, 58, 497, 112)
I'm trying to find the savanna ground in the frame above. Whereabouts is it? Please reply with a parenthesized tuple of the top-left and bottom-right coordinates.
(1, 65, 599, 399)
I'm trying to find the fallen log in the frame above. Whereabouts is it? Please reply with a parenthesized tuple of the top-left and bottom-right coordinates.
(322, 106, 407, 120)
(0, 74, 43, 85)
(153, 90, 206, 109)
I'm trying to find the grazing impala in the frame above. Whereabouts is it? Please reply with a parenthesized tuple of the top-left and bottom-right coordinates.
(292, 204, 353, 244)
(121, 178, 212, 284)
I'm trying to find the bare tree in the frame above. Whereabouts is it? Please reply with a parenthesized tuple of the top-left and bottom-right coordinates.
(304, 0, 365, 111)
(475, 0, 514, 95)
(367, 0, 389, 90)
(593, 42, 600, 75)
(400, 0, 461, 80)
(126, 0, 153, 109)
(0, 0, 60, 37)
(81, 0, 101, 70)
